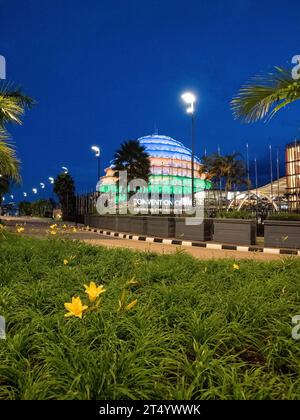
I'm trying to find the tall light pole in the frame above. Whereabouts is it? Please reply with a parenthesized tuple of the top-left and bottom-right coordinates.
(91, 145, 101, 180)
(62, 166, 68, 174)
(181, 92, 196, 207)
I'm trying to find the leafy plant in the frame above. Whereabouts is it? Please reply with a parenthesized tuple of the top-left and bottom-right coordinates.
(231, 66, 300, 122)
(0, 234, 300, 399)
(215, 209, 254, 219)
(267, 213, 300, 221)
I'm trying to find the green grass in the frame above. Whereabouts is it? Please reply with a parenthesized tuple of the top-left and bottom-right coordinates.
(0, 234, 300, 400)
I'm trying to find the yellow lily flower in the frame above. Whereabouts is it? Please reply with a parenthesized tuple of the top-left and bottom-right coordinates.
(64, 296, 88, 319)
(16, 226, 24, 233)
(84, 281, 106, 302)
(72, 227, 77, 233)
(50, 224, 57, 230)
(49, 230, 57, 235)
(233, 263, 240, 270)
(63, 259, 69, 265)
(62, 224, 67, 229)
(126, 299, 138, 311)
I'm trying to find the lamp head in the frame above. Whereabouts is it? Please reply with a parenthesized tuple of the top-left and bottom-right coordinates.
(91, 145, 100, 157)
(181, 92, 196, 114)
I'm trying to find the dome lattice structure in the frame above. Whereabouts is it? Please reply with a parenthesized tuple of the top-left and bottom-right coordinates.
(99, 134, 211, 197)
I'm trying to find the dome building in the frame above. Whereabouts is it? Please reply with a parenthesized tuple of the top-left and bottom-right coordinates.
(99, 134, 211, 197)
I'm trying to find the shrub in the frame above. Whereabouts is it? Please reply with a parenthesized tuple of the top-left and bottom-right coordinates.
(215, 209, 254, 219)
(267, 213, 300, 221)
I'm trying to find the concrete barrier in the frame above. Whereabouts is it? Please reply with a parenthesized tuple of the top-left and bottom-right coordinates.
(264, 220, 300, 249)
(213, 219, 257, 246)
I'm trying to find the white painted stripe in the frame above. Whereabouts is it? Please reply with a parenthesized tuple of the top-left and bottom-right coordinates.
(146, 237, 155, 242)
(263, 248, 280, 255)
(132, 235, 139, 240)
(206, 243, 222, 250)
(182, 241, 192, 247)
(163, 239, 172, 245)
(298, 250, 300, 256)
(236, 246, 249, 252)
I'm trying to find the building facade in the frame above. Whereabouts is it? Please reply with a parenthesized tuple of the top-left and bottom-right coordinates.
(98, 134, 211, 211)
(286, 140, 300, 210)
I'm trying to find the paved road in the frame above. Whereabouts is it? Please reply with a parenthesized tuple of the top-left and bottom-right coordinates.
(1, 216, 291, 261)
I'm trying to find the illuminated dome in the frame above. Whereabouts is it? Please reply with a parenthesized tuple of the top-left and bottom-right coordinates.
(139, 134, 201, 164)
(99, 134, 211, 196)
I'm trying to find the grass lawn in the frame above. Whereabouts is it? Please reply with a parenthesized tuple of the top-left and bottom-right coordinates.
(0, 233, 300, 400)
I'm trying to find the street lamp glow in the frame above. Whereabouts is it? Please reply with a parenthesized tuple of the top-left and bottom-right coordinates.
(91, 145, 100, 157)
(49, 177, 54, 184)
(10, 195, 14, 199)
(32, 188, 37, 194)
(62, 166, 68, 174)
(23, 192, 27, 197)
(181, 92, 196, 114)
(40, 182, 45, 189)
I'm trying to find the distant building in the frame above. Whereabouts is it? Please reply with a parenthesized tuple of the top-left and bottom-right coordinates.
(99, 134, 211, 198)
(286, 140, 300, 210)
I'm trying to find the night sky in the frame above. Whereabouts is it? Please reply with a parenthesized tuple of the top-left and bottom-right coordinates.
(1, 0, 300, 201)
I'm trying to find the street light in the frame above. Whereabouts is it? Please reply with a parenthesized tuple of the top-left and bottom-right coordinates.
(49, 177, 54, 184)
(40, 182, 45, 189)
(181, 91, 196, 207)
(32, 188, 37, 194)
(23, 192, 27, 198)
(91, 145, 101, 180)
(62, 166, 68, 174)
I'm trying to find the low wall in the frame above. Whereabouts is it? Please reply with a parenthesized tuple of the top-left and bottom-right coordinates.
(213, 219, 257, 245)
(175, 218, 213, 241)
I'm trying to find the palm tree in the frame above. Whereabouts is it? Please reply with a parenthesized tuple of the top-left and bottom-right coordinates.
(0, 82, 34, 128)
(113, 139, 151, 183)
(53, 172, 76, 219)
(200, 152, 247, 209)
(0, 128, 20, 182)
(220, 153, 247, 193)
(0, 128, 21, 212)
(231, 67, 300, 122)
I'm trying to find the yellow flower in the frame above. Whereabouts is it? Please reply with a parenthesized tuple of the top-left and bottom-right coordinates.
(233, 263, 240, 270)
(84, 281, 106, 302)
(63, 224, 67, 229)
(126, 299, 138, 311)
(72, 227, 77, 233)
(50, 224, 57, 230)
(49, 230, 57, 235)
(16, 226, 24, 233)
(64, 296, 88, 319)
(63, 259, 69, 265)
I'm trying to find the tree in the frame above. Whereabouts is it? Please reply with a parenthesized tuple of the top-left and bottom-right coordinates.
(231, 66, 300, 123)
(0, 82, 34, 211)
(200, 152, 247, 209)
(0, 128, 20, 212)
(112, 140, 151, 184)
(53, 173, 76, 219)
(0, 128, 20, 182)
(220, 153, 247, 193)
(0, 82, 34, 128)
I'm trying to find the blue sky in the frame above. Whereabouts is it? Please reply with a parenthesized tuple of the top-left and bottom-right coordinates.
(1, 0, 300, 200)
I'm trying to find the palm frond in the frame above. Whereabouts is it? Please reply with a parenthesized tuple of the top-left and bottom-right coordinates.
(0, 127, 21, 183)
(0, 81, 35, 128)
(231, 67, 300, 123)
